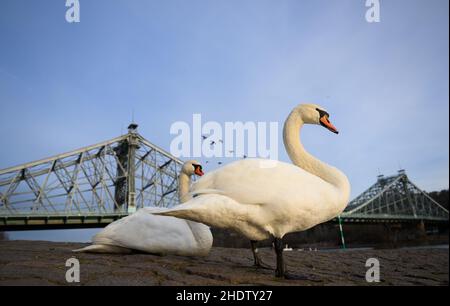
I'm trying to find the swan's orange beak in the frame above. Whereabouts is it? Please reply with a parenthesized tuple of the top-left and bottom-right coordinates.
(194, 167, 204, 176)
(320, 116, 339, 134)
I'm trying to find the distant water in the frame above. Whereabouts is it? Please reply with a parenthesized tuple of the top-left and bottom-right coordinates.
(399, 244, 448, 250)
(291, 244, 449, 253)
(5, 228, 100, 243)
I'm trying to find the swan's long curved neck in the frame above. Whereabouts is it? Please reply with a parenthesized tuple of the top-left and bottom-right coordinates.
(178, 173, 191, 203)
(283, 109, 350, 199)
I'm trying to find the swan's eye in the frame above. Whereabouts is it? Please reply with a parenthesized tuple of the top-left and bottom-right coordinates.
(315, 108, 329, 119)
(317, 108, 339, 134)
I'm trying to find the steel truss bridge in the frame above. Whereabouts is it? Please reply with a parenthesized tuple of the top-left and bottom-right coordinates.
(339, 170, 448, 223)
(0, 126, 448, 230)
(0, 125, 183, 230)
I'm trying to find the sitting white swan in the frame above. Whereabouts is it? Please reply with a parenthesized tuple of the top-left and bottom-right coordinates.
(73, 161, 213, 256)
(154, 104, 351, 278)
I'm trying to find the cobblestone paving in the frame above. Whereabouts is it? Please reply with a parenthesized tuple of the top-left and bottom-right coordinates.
(0, 241, 448, 286)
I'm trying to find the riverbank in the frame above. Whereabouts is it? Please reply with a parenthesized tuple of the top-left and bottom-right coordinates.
(0, 240, 448, 285)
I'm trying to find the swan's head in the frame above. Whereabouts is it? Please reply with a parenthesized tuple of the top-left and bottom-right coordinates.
(182, 160, 204, 176)
(296, 104, 339, 134)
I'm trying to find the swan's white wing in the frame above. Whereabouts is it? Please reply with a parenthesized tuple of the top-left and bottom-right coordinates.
(93, 208, 212, 256)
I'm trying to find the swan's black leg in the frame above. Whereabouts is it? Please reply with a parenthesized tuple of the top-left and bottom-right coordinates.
(273, 237, 285, 277)
(273, 237, 310, 280)
(251, 240, 271, 270)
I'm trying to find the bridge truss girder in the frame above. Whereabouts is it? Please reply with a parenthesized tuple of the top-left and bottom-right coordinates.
(0, 127, 183, 218)
(342, 171, 449, 221)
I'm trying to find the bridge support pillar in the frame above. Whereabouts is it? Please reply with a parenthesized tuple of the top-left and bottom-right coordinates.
(114, 142, 128, 212)
(113, 123, 140, 213)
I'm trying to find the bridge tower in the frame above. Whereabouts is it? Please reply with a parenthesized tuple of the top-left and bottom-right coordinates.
(113, 123, 140, 213)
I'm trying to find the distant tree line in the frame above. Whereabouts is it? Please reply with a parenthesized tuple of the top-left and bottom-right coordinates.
(428, 189, 449, 210)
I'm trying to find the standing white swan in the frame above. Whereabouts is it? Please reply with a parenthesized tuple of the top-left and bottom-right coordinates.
(73, 161, 213, 256)
(154, 104, 351, 278)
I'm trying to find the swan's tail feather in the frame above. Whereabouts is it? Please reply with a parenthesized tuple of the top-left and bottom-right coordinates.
(151, 194, 245, 229)
(152, 203, 204, 222)
(72, 244, 133, 254)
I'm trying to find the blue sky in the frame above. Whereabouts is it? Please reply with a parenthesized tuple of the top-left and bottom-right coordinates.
(1, 0, 448, 242)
